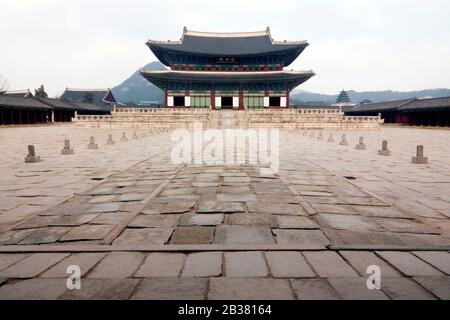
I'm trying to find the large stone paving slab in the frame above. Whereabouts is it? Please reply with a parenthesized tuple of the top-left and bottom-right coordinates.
(131, 278, 208, 300)
(0, 279, 69, 300)
(40, 253, 107, 278)
(376, 251, 444, 276)
(0, 253, 70, 278)
(181, 252, 222, 278)
(135, 253, 185, 277)
(290, 279, 340, 300)
(273, 229, 330, 246)
(208, 278, 294, 300)
(113, 228, 174, 245)
(59, 279, 139, 300)
(170, 226, 215, 244)
(265, 252, 316, 278)
(214, 225, 275, 245)
(87, 252, 145, 279)
(327, 278, 389, 300)
(224, 252, 269, 277)
(413, 277, 450, 300)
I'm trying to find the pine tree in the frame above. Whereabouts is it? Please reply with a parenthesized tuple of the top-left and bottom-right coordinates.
(336, 90, 351, 103)
(82, 92, 94, 103)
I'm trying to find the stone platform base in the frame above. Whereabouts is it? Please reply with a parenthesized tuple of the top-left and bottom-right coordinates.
(73, 108, 383, 130)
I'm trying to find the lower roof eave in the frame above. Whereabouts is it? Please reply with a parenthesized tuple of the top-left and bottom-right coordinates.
(140, 70, 315, 91)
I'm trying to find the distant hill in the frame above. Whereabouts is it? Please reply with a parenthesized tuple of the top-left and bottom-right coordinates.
(291, 89, 450, 105)
(112, 61, 450, 105)
(112, 61, 166, 105)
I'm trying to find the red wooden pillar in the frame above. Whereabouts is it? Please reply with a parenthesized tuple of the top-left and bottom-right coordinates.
(211, 90, 216, 110)
(239, 91, 244, 110)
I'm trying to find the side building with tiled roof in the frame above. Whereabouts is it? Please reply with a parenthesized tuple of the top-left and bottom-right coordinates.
(1, 95, 111, 125)
(60, 88, 116, 112)
(346, 97, 450, 127)
(0, 95, 52, 125)
(0, 89, 34, 98)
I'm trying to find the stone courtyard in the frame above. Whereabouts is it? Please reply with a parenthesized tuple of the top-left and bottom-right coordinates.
(0, 124, 449, 300)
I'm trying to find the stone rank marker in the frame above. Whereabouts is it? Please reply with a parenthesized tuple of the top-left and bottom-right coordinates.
(121, 132, 128, 142)
(327, 133, 335, 142)
(132, 131, 139, 140)
(61, 140, 74, 155)
(106, 134, 115, 145)
(378, 140, 391, 156)
(87, 137, 98, 149)
(412, 145, 429, 164)
(24, 145, 41, 163)
(340, 134, 349, 146)
(356, 137, 366, 150)
(318, 131, 324, 140)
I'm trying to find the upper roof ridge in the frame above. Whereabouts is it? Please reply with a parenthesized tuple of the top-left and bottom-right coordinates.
(182, 26, 271, 38)
(65, 88, 110, 92)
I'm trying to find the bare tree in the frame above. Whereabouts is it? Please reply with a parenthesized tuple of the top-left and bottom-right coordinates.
(0, 74, 9, 93)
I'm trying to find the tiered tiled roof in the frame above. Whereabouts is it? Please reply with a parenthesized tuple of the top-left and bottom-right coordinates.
(147, 27, 309, 67)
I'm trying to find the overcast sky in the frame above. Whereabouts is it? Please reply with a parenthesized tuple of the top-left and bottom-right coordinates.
(1, 0, 449, 96)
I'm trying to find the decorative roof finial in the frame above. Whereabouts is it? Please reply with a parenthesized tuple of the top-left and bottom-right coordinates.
(183, 26, 188, 33)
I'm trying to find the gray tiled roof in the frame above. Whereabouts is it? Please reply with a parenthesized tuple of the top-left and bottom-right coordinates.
(0, 90, 33, 98)
(0, 95, 52, 110)
(147, 28, 308, 66)
(60, 89, 116, 106)
(66, 101, 110, 112)
(34, 97, 79, 110)
(348, 99, 416, 113)
(0, 95, 110, 113)
(140, 70, 314, 92)
(400, 96, 450, 111)
(141, 70, 314, 82)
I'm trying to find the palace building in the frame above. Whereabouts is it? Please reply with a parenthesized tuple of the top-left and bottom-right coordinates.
(141, 27, 314, 110)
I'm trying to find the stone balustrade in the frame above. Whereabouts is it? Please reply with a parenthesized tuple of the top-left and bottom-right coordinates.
(74, 108, 383, 130)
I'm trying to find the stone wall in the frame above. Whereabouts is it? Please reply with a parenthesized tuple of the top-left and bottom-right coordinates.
(73, 108, 382, 130)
